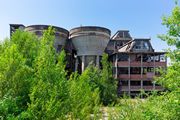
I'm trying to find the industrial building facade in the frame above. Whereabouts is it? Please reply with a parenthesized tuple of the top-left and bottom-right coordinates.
(10, 24, 167, 97)
(106, 31, 166, 97)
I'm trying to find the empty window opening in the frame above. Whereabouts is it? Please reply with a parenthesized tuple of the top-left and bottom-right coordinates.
(130, 67, 141, 74)
(131, 81, 141, 86)
(118, 67, 128, 74)
(118, 54, 129, 61)
(143, 81, 153, 86)
(121, 80, 129, 86)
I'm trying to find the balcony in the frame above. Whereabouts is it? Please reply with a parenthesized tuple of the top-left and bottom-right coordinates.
(118, 74, 153, 80)
(121, 86, 129, 91)
(131, 75, 143, 79)
(130, 86, 141, 91)
(143, 86, 153, 91)
(143, 62, 154, 66)
(155, 62, 166, 67)
(118, 74, 129, 79)
(130, 62, 141, 66)
(118, 61, 129, 66)
(120, 86, 164, 92)
(113, 61, 166, 67)
(155, 86, 164, 91)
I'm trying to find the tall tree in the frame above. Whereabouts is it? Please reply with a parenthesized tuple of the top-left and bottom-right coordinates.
(0, 31, 37, 119)
(158, 2, 180, 62)
(25, 27, 70, 119)
(157, 2, 180, 91)
(100, 53, 117, 105)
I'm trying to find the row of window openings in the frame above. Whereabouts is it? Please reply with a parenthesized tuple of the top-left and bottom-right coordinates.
(119, 81, 160, 86)
(112, 54, 165, 62)
(113, 67, 162, 74)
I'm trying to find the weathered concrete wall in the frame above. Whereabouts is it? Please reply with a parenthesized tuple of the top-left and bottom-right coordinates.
(70, 26, 111, 71)
(70, 26, 110, 56)
(25, 25, 69, 50)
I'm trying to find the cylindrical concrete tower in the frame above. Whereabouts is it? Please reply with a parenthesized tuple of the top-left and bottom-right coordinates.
(25, 25, 69, 51)
(69, 26, 111, 72)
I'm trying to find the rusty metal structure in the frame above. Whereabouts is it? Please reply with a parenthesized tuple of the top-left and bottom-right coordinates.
(10, 24, 167, 97)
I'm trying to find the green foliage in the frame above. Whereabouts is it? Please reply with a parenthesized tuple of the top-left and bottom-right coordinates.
(0, 27, 102, 119)
(158, 3, 180, 62)
(24, 27, 70, 119)
(100, 53, 117, 105)
(11, 30, 39, 66)
(68, 70, 100, 119)
(0, 38, 34, 118)
(157, 1, 180, 91)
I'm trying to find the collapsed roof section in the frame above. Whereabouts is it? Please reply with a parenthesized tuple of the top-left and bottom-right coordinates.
(118, 38, 154, 53)
(111, 30, 132, 41)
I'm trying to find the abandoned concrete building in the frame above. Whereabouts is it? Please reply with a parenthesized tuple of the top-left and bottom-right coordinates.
(10, 24, 167, 97)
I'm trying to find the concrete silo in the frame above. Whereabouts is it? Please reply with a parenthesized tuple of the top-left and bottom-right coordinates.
(25, 25, 69, 51)
(69, 26, 111, 72)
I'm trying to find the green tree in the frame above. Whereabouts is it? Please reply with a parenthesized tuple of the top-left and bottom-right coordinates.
(158, 2, 180, 62)
(100, 53, 117, 105)
(0, 30, 39, 119)
(24, 27, 70, 120)
(68, 69, 100, 119)
(157, 1, 180, 91)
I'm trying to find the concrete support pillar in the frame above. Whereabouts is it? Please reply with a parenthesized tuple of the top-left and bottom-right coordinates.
(140, 54, 143, 96)
(140, 80, 143, 98)
(128, 54, 131, 96)
(96, 55, 100, 68)
(153, 81, 155, 90)
(115, 54, 118, 79)
(141, 80, 143, 89)
(153, 54, 156, 90)
(141, 53, 143, 78)
(75, 58, 78, 71)
(128, 80, 131, 96)
(128, 54, 130, 78)
(82, 55, 85, 72)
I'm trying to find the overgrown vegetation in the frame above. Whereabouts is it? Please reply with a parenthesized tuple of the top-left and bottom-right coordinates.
(0, 27, 117, 119)
(0, 1, 179, 120)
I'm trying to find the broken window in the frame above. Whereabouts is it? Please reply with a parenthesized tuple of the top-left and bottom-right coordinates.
(131, 81, 141, 86)
(121, 80, 128, 86)
(155, 67, 161, 75)
(130, 67, 141, 74)
(118, 32, 123, 38)
(154, 55, 160, 62)
(118, 53, 129, 61)
(134, 41, 150, 51)
(118, 67, 128, 74)
(142, 54, 152, 62)
(160, 54, 165, 62)
(147, 67, 154, 72)
(135, 54, 141, 61)
(143, 67, 147, 74)
(143, 81, 153, 86)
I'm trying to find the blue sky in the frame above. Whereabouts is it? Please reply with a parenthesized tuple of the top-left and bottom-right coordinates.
(0, 0, 177, 52)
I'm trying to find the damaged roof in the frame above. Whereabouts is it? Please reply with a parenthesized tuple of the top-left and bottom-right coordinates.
(111, 30, 132, 40)
(118, 38, 154, 52)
